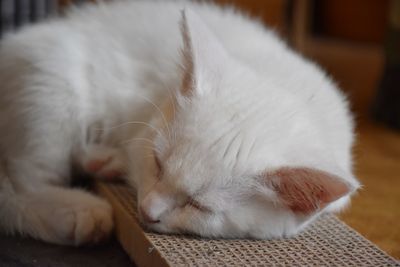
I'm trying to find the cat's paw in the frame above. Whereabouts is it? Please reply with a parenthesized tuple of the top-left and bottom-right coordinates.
(81, 145, 125, 181)
(50, 198, 113, 245)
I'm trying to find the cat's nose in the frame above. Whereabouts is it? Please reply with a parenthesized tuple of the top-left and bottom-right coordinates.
(139, 206, 160, 224)
(139, 192, 171, 224)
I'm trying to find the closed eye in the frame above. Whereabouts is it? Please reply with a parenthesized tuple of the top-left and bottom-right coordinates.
(186, 197, 211, 213)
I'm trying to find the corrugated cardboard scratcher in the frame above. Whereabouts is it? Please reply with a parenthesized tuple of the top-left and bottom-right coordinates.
(96, 182, 399, 266)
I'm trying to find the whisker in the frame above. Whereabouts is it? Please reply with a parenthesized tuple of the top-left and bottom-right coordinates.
(121, 138, 162, 154)
(94, 121, 163, 137)
(123, 143, 159, 155)
(144, 154, 156, 159)
(120, 137, 154, 146)
(134, 93, 172, 142)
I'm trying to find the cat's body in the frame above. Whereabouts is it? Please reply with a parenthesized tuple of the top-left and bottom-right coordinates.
(0, 0, 359, 245)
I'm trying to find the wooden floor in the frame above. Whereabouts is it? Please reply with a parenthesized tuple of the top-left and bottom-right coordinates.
(339, 122, 400, 259)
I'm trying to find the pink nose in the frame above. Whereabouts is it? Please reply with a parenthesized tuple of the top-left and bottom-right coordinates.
(139, 205, 160, 224)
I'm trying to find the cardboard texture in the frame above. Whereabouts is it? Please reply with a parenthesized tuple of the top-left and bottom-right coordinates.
(96, 182, 399, 266)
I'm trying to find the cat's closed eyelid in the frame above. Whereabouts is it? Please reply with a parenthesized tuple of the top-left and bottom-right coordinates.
(185, 197, 212, 213)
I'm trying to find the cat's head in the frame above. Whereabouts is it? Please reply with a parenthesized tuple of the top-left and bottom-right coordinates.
(136, 10, 359, 238)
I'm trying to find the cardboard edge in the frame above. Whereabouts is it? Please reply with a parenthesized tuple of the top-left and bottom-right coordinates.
(95, 183, 171, 267)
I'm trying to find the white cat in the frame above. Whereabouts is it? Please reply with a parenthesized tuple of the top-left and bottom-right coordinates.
(0, 0, 359, 245)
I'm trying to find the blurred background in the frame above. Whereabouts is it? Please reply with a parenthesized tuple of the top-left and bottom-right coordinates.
(1, 0, 399, 259)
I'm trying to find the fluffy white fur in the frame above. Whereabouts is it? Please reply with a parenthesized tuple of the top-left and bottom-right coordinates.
(0, 0, 359, 245)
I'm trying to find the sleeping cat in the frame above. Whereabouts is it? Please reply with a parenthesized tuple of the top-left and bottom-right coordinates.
(0, 0, 359, 245)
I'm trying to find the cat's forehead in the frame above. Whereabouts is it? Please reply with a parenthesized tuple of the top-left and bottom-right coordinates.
(170, 96, 317, 172)
(161, 121, 249, 183)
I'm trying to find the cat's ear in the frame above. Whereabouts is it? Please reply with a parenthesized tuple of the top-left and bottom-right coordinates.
(261, 167, 357, 214)
(179, 9, 231, 96)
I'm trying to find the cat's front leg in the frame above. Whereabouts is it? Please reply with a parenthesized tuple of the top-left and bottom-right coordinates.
(0, 183, 113, 245)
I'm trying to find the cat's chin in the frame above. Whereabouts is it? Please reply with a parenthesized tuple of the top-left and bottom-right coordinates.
(143, 222, 180, 235)
(141, 218, 208, 237)
(142, 218, 309, 240)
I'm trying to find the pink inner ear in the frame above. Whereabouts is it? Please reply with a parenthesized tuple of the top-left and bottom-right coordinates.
(268, 167, 351, 214)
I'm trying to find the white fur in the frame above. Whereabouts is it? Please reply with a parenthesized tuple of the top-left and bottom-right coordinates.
(0, 0, 359, 244)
